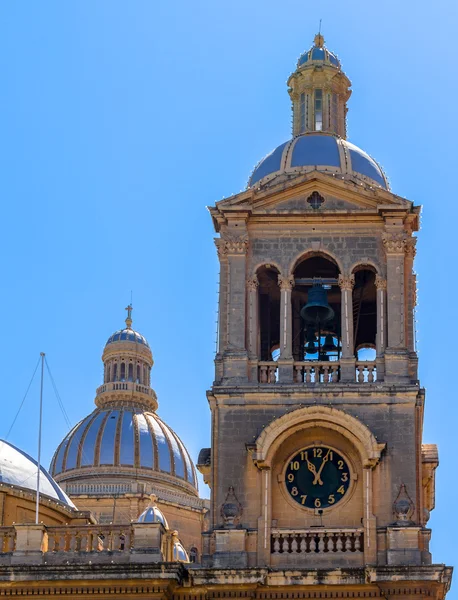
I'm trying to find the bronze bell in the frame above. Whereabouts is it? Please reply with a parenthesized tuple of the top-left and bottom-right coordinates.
(300, 282, 335, 324)
(322, 334, 338, 353)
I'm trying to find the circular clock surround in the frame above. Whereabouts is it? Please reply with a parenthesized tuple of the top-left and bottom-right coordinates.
(283, 444, 353, 511)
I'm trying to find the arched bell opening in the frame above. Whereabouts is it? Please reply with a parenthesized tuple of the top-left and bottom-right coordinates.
(352, 269, 377, 355)
(356, 344, 376, 361)
(292, 255, 341, 362)
(257, 266, 281, 361)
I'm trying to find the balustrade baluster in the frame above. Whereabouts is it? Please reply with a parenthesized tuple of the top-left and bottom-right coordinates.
(358, 366, 365, 383)
(299, 535, 306, 553)
(260, 366, 268, 383)
(273, 534, 281, 554)
(322, 366, 329, 383)
(368, 366, 375, 383)
(290, 535, 298, 553)
(335, 533, 343, 552)
(345, 534, 352, 551)
(354, 532, 361, 551)
(305, 366, 312, 383)
(294, 366, 302, 383)
(317, 532, 325, 552)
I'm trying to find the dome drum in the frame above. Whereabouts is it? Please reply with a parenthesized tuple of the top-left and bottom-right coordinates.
(95, 382, 158, 412)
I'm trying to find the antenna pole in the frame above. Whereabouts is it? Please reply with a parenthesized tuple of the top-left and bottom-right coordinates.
(35, 352, 45, 524)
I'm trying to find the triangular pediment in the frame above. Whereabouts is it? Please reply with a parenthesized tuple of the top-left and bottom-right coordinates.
(209, 171, 416, 230)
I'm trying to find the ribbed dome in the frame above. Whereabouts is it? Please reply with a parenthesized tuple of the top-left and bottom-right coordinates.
(0, 440, 74, 507)
(50, 407, 198, 494)
(248, 133, 388, 190)
(298, 42, 340, 68)
(105, 328, 149, 348)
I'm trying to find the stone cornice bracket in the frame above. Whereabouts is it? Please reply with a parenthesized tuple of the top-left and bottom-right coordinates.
(277, 275, 295, 292)
(338, 274, 355, 291)
(405, 236, 417, 259)
(246, 276, 259, 292)
(382, 232, 407, 254)
(374, 275, 387, 291)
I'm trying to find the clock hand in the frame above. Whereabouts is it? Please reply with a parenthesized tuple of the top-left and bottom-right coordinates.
(304, 451, 318, 477)
(313, 449, 332, 485)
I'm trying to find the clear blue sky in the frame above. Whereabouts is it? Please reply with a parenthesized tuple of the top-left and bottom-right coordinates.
(1, 0, 456, 588)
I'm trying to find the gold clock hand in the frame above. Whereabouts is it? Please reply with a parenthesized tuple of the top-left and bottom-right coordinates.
(313, 449, 332, 485)
(305, 451, 318, 477)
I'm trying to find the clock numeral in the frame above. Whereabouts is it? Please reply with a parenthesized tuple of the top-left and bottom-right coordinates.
(313, 448, 323, 458)
(300, 495, 307, 505)
(291, 487, 298, 496)
(290, 460, 300, 471)
(338, 460, 344, 470)
(328, 494, 335, 504)
(341, 472, 348, 482)
(337, 485, 345, 494)
(314, 498, 321, 508)
(287, 473, 294, 482)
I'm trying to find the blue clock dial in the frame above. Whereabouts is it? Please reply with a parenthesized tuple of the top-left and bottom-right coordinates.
(285, 446, 350, 509)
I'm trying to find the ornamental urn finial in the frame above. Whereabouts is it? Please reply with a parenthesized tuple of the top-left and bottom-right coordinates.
(393, 483, 415, 525)
(221, 486, 243, 528)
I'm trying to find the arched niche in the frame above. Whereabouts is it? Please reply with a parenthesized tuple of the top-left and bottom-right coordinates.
(256, 265, 281, 361)
(252, 406, 385, 469)
(291, 253, 341, 362)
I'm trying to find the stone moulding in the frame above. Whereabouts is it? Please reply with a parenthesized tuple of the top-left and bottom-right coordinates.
(251, 405, 385, 469)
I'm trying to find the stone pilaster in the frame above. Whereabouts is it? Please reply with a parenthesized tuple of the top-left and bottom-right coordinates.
(221, 236, 249, 382)
(247, 275, 259, 382)
(382, 232, 410, 382)
(338, 274, 355, 382)
(375, 275, 387, 381)
(277, 275, 294, 383)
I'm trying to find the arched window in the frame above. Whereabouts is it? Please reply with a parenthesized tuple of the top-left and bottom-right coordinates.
(106, 364, 111, 383)
(136, 365, 141, 383)
(189, 546, 198, 563)
(128, 363, 133, 382)
(113, 363, 118, 381)
(120, 363, 126, 382)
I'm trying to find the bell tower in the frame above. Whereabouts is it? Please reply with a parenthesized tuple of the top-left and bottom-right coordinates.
(198, 35, 452, 600)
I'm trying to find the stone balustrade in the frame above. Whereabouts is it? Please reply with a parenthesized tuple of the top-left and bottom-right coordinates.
(256, 360, 378, 384)
(47, 525, 131, 553)
(293, 361, 340, 383)
(271, 528, 364, 554)
(96, 382, 154, 396)
(355, 361, 377, 383)
(258, 362, 278, 383)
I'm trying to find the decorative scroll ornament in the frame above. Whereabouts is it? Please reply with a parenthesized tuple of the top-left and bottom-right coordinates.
(338, 274, 355, 291)
(220, 486, 243, 529)
(393, 483, 415, 525)
(382, 232, 407, 254)
(405, 236, 417, 259)
(374, 275, 387, 291)
(246, 276, 259, 292)
(278, 274, 295, 292)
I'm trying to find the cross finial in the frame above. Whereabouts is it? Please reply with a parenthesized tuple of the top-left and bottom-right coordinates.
(125, 304, 133, 329)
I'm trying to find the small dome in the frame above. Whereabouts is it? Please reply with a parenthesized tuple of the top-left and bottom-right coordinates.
(105, 328, 149, 348)
(297, 33, 341, 69)
(50, 408, 198, 494)
(137, 494, 169, 527)
(172, 532, 189, 562)
(0, 440, 74, 508)
(248, 133, 388, 190)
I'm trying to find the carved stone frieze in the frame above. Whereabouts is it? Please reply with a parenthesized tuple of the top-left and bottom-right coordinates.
(277, 275, 295, 292)
(374, 275, 387, 291)
(338, 274, 355, 291)
(382, 232, 407, 254)
(246, 276, 259, 292)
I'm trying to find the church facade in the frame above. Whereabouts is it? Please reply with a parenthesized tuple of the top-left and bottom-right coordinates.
(0, 35, 452, 600)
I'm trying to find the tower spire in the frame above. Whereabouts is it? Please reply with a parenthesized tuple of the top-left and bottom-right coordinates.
(125, 304, 133, 329)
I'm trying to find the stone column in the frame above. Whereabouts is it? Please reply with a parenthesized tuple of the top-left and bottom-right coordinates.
(382, 232, 409, 382)
(247, 275, 259, 382)
(277, 275, 295, 383)
(375, 275, 387, 381)
(222, 236, 249, 382)
(363, 467, 377, 565)
(338, 274, 355, 382)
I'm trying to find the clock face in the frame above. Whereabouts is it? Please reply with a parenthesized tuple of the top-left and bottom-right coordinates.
(285, 445, 351, 510)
